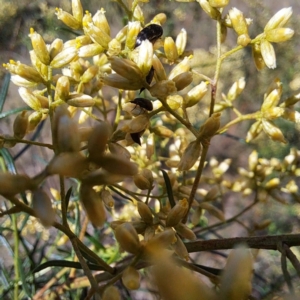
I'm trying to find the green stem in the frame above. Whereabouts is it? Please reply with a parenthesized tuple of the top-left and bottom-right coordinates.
(12, 214, 20, 300)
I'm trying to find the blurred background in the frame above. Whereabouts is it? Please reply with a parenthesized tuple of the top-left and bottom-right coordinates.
(0, 0, 300, 299)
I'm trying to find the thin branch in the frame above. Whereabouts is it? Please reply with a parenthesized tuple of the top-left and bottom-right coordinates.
(185, 234, 300, 252)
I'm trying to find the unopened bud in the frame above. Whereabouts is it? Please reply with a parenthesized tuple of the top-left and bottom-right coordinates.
(228, 7, 249, 36)
(32, 188, 55, 227)
(184, 81, 208, 107)
(13, 111, 29, 139)
(102, 286, 121, 300)
(264, 7, 293, 32)
(209, 0, 229, 8)
(50, 46, 77, 69)
(176, 28, 187, 56)
(168, 56, 191, 80)
(18, 87, 42, 111)
(198, 113, 221, 140)
(175, 222, 196, 241)
(265, 28, 294, 43)
(172, 72, 193, 91)
(80, 184, 106, 227)
(88, 122, 111, 159)
(252, 43, 266, 71)
(137, 202, 153, 224)
(55, 76, 70, 101)
(178, 141, 202, 171)
(197, 0, 221, 20)
(55, 8, 81, 30)
(0, 173, 35, 196)
(114, 222, 141, 255)
(260, 39, 276, 69)
(122, 267, 141, 290)
(126, 21, 141, 50)
(78, 43, 104, 58)
(164, 37, 179, 62)
(166, 198, 189, 227)
(100, 189, 114, 208)
(29, 28, 50, 65)
(173, 235, 189, 261)
(49, 38, 64, 60)
(134, 174, 151, 190)
(137, 40, 153, 76)
(93, 8, 110, 36)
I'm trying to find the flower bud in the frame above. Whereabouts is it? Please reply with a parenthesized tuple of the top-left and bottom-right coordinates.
(122, 267, 141, 290)
(71, 0, 83, 22)
(126, 21, 141, 50)
(55, 76, 70, 101)
(114, 222, 141, 255)
(92, 10, 109, 35)
(209, 0, 229, 8)
(152, 55, 167, 81)
(262, 119, 286, 143)
(174, 222, 196, 241)
(164, 37, 179, 62)
(78, 43, 104, 58)
(32, 188, 55, 227)
(172, 72, 193, 91)
(55, 8, 81, 30)
(265, 28, 294, 43)
(137, 201, 153, 224)
(92, 154, 138, 176)
(173, 235, 189, 261)
(107, 38, 122, 56)
(228, 7, 249, 36)
(219, 244, 253, 299)
(79, 66, 98, 83)
(102, 286, 120, 300)
(237, 33, 251, 47)
(108, 142, 131, 160)
(10, 75, 36, 88)
(29, 28, 50, 65)
(149, 80, 177, 99)
(47, 152, 88, 178)
(128, 114, 150, 133)
(198, 113, 221, 140)
(197, 0, 221, 20)
(13, 111, 29, 139)
(49, 38, 64, 60)
(176, 28, 187, 56)
(134, 174, 151, 190)
(178, 141, 201, 171)
(168, 56, 191, 80)
(80, 184, 106, 227)
(246, 121, 262, 143)
(184, 81, 208, 107)
(3, 61, 44, 84)
(166, 95, 182, 110)
(18, 87, 41, 111)
(260, 39, 276, 69)
(102, 73, 143, 90)
(264, 7, 293, 31)
(137, 40, 153, 76)
(100, 189, 114, 208)
(261, 87, 281, 111)
(50, 46, 77, 69)
(152, 126, 173, 138)
(252, 43, 266, 71)
(109, 56, 143, 81)
(0, 172, 33, 196)
(166, 198, 189, 227)
(28, 111, 43, 132)
(115, 25, 128, 43)
(56, 113, 80, 153)
(227, 77, 245, 101)
(88, 122, 111, 159)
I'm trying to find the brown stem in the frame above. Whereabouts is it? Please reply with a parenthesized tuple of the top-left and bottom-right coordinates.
(185, 234, 300, 252)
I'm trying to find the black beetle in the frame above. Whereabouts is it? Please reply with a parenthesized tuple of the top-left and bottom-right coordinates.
(130, 98, 153, 112)
(134, 24, 163, 48)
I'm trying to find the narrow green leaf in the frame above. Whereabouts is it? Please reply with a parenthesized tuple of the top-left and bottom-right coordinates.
(0, 106, 31, 119)
(161, 169, 176, 208)
(0, 73, 10, 113)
